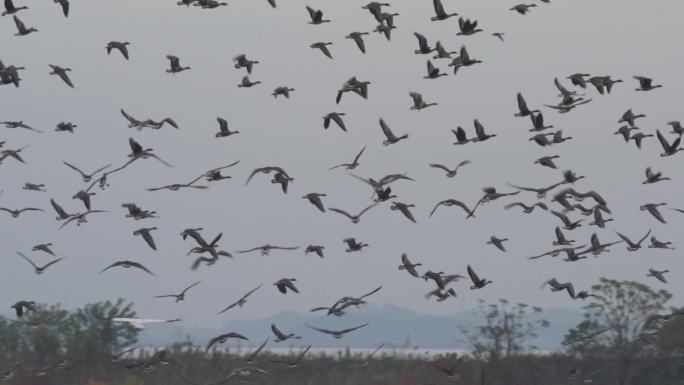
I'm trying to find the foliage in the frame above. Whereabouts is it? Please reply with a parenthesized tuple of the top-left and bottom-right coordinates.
(459, 298, 549, 360)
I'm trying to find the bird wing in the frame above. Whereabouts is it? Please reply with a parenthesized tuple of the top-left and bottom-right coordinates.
(360, 285, 382, 299)
(638, 229, 652, 245)
(41, 257, 65, 270)
(271, 324, 287, 339)
(352, 146, 366, 164)
(379, 118, 395, 140)
(329, 208, 354, 219)
(656, 130, 671, 152)
(414, 33, 428, 50)
(50, 199, 70, 219)
(358, 202, 379, 217)
(340, 322, 370, 334)
(16, 252, 38, 269)
(58, 71, 74, 88)
(141, 230, 157, 250)
(517, 92, 528, 113)
(467, 265, 480, 283)
(13, 15, 26, 32)
(129, 261, 155, 275)
(433, 0, 445, 16)
(430, 163, 451, 172)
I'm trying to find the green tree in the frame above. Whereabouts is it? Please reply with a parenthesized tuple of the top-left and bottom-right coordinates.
(459, 298, 549, 361)
(563, 278, 672, 385)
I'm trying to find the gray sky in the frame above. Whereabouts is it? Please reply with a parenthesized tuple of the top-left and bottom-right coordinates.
(1, 0, 683, 330)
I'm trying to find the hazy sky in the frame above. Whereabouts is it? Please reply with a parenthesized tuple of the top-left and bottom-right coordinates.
(1, 0, 683, 332)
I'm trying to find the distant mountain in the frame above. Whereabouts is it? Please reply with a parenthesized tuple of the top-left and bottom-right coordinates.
(138, 304, 582, 351)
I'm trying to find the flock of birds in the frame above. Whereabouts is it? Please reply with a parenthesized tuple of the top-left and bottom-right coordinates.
(1, 0, 684, 382)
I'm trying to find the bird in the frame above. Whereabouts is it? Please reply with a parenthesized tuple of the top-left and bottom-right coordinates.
(457, 17, 482, 35)
(640, 203, 667, 224)
(323, 112, 347, 132)
(48, 65, 74, 88)
(306, 6, 330, 24)
(542, 278, 578, 298)
(329, 203, 378, 224)
(414, 32, 435, 54)
(311, 42, 334, 59)
(63, 162, 111, 183)
(551, 210, 583, 230)
(217, 284, 263, 314)
(646, 269, 669, 283)
(329, 146, 365, 170)
(398, 253, 422, 278)
(390, 201, 417, 223)
(409, 92, 437, 110)
(492, 32, 505, 41)
(111, 318, 180, 329)
(667, 121, 683, 136)
(272, 86, 296, 98)
(1, 121, 42, 133)
(0, 207, 43, 218)
(302, 193, 327, 212)
(643, 167, 670, 184)
(510, 4, 537, 14)
(11, 300, 36, 318)
(473, 119, 496, 142)
(269, 345, 311, 367)
(205, 332, 249, 352)
(133, 227, 158, 250)
(487, 236, 508, 251)
(343, 238, 368, 252)
(429, 160, 470, 178)
(615, 230, 652, 251)
(2, 0, 27, 15)
(53, 0, 69, 17)
(245, 166, 292, 186)
(16, 252, 64, 275)
(237, 244, 299, 256)
(504, 202, 548, 213)
(12, 15, 36, 36)
(451, 127, 472, 145)
(99, 260, 154, 275)
(634, 76, 662, 91)
(515, 93, 539, 117)
(18, 177, 42, 187)
(215, 117, 239, 138)
(237, 76, 261, 88)
(425, 288, 457, 302)
(431, 0, 457, 21)
(424, 60, 447, 79)
(429, 199, 474, 218)
(379, 118, 408, 145)
(530, 112, 553, 132)
(304, 245, 325, 258)
(154, 281, 201, 303)
(433, 41, 457, 59)
(345, 32, 369, 54)
(244, 338, 269, 365)
(619, 109, 646, 127)
(649, 236, 674, 250)
(32, 243, 56, 256)
(305, 323, 369, 339)
(467, 265, 492, 289)
(270, 324, 301, 342)
(106, 41, 130, 60)
(656, 130, 683, 156)
(274, 278, 299, 294)
(233, 54, 258, 74)
(166, 55, 190, 73)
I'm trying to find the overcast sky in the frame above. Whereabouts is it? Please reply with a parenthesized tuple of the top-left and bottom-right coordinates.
(1, 0, 683, 331)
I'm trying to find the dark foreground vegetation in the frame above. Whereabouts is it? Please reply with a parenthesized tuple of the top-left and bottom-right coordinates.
(1, 279, 683, 385)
